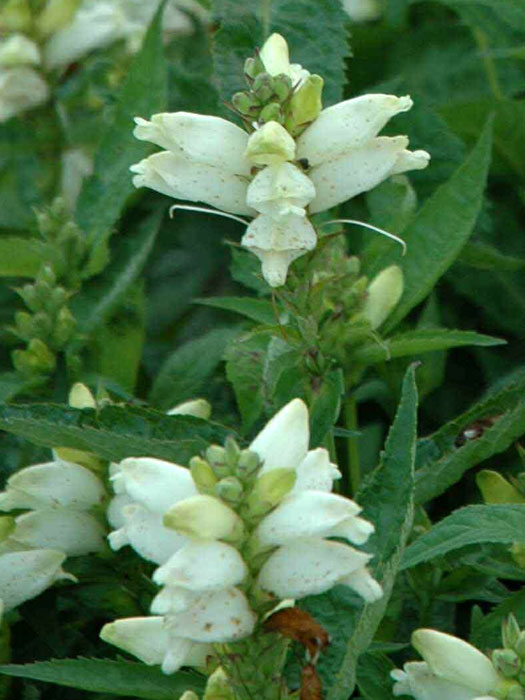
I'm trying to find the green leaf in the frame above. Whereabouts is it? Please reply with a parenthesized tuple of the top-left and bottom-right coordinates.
(309, 369, 344, 448)
(72, 210, 163, 336)
(353, 329, 505, 365)
(372, 118, 493, 333)
(401, 504, 525, 570)
(470, 588, 525, 648)
(0, 403, 230, 464)
(0, 237, 45, 277)
(356, 653, 396, 700)
(0, 658, 205, 700)
(211, 0, 348, 107)
(149, 326, 240, 409)
(314, 365, 417, 700)
(195, 296, 276, 325)
(75, 4, 167, 276)
(414, 369, 525, 504)
(459, 241, 525, 271)
(0, 372, 33, 403)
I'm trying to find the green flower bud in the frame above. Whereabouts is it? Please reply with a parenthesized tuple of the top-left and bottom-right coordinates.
(36, 0, 82, 37)
(477, 471, 525, 505)
(54, 447, 103, 472)
(244, 121, 296, 166)
(14, 311, 33, 339)
(50, 286, 69, 309)
(190, 456, 218, 493)
(493, 649, 521, 678)
(203, 667, 234, 700)
(179, 693, 200, 700)
(252, 73, 275, 102)
(32, 310, 54, 338)
(510, 543, 525, 569)
(503, 615, 522, 650)
(16, 283, 41, 312)
(272, 73, 293, 102)
(362, 265, 404, 329)
(216, 476, 244, 505)
(259, 102, 284, 124)
(515, 631, 525, 658)
(244, 55, 265, 81)
(69, 382, 96, 409)
(164, 495, 245, 543)
(13, 338, 55, 376)
(53, 306, 76, 346)
(285, 74, 324, 136)
(0, 0, 32, 33)
(246, 468, 296, 517)
(236, 449, 261, 479)
(206, 445, 230, 477)
(232, 91, 260, 116)
(506, 683, 525, 700)
(224, 436, 241, 469)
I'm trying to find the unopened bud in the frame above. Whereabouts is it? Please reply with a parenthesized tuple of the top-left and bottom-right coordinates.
(362, 265, 403, 329)
(259, 102, 283, 124)
(232, 91, 260, 116)
(244, 121, 296, 166)
(180, 692, 200, 700)
(236, 449, 260, 479)
(272, 73, 293, 101)
(0, 0, 32, 33)
(244, 54, 265, 81)
(503, 615, 522, 650)
(206, 445, 230, 477)
(14, 311, 33, 339)
(190, 456, 218, 493)
(167, 398, 211, 420)
(506, 683, 525, 700)
(510, 543, 525, 569)
(477, 471, 525, 505)
(69, 382, 96, 409)
(224, 436, 241, 469)
(286, 74, 324, 136)
(203, 666, 234, 700)
(164, 495, 244, 542)
(36, 0, 81, 38)
(515, 631, 525, 658)
(53, 306, 76, 346)
(493, 649, 521, 678)
(216, 476, 244, 505)
(247, 468, 296, 516)
(252, 72, 274, 102)
(0, 516, 14, 541)
(13, 338, 55, 375)
(0, 34, 40, 67)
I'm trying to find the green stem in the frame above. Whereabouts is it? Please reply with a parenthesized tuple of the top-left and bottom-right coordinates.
(345, 394, 360, 495)
(472, 26, 503, 100)
(260, 0, 272, 40)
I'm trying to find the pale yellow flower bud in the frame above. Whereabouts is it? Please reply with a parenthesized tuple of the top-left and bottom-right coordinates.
(244, 121, 296, 166)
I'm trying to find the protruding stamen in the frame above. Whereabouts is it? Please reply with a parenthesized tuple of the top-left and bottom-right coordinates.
(169, 204, 249, 226)
(322, 219, 407, 255)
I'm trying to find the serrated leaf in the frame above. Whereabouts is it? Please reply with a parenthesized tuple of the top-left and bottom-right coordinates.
(309, 369, 344, 448)
(470, 588, 525, 649)
(212, 0, 348, 107)
(302, 366, 417, 700)
(0, 237, 45, 277)
(150, 326, 240, 409)
(0, 403, 230, 464)
(401, 504, 525, 570)
(414, 370, 525, 504)
(353, 329, 505, 364)
(75, 4, 167, 275)
(0, 658, 205, 700)
(356, 653, 396, 700)
(195, 296, 276, 324)
(371, 118, 493, 333)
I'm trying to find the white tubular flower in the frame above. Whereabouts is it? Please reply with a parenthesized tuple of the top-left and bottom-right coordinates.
(163, 495, 244, 542)
(0, 34, 41, 67)
(342, 0, 382, 22)
(255, 491, 374, 547)
(111, 457, 197, 514)
(167, 398, 212, 419)
(391, 662, 497, 700)
(108, 503, 188, 565)
(0, 66, 49, 123)
(11, 509, 106, 556)
(258, 537, 382, 602)
(258, 32, 310, 86)
(100, 616, 211, 674)
(0, 549, 73, 611)
(0, 460, 106, 512)
(246, 163, 316, 218)
(291, 448, 341, 494)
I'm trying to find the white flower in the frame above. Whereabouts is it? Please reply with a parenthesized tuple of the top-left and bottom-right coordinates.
(10, 509, 106, 556)
(391, 629, 501, 700)
(0, 549, 73, 611)
(108, 503, 189, 564)
(130, 34, 429, 288)
(167, 398, 212, 419)
(0, 34, 41, 67)
(0, 66, 49, 122)
(258, 537, 382, 602)
(100, 616, 212, 674)
(255, 491, 374, 547)
(0, 459, 106, 512)
(341, 0, 382, 22)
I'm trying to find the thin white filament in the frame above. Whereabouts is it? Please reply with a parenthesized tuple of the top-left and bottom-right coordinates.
(322, 219, 407, 255)
(169, 204, 249, 226)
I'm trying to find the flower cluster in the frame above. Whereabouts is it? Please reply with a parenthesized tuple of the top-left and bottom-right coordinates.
(131, 33, 429, 287)
(0, 33, 49, 123)
(391, 627, 525, 700)
(101, 398, 382, 675)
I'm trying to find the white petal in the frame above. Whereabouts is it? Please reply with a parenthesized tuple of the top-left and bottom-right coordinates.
(133, 112, 251, 175)
(12, 509, 106, 556)
(297, 94, 413, 166)
(153, 540, 247, 590)
(255, 491, 367, 547)
(291, 448, 341, 494)
(130, 151, 254, 216)
(0, 34, 41, 67)
(0, 549, 70, 611)
(244, 121, 296, 166)
(246, 163, 316, 218)
(0, 66, 49, 122)
(165, 588, 256, 642)
(309, 136, 410, 213)
(100, 616, 170, 666)
(106, 494, 134, 529)
(391, 661, 485, 700)
(151, 586, 201, 614)
(259, 33, 292, 76)
(162, 637, 212, 674)
(61, 148, 94, 211)
(241, 213, 317, 287)
(338, 567, 383, 602)
(115, 457, 197, 514)
(0, 460, 106, 512)
(108, 504, 188, 564)
(258, 537, 373, 599)
(411, 630, 499, 694)
(389, 148, 431, 176)
(249, 398, 310, 474)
